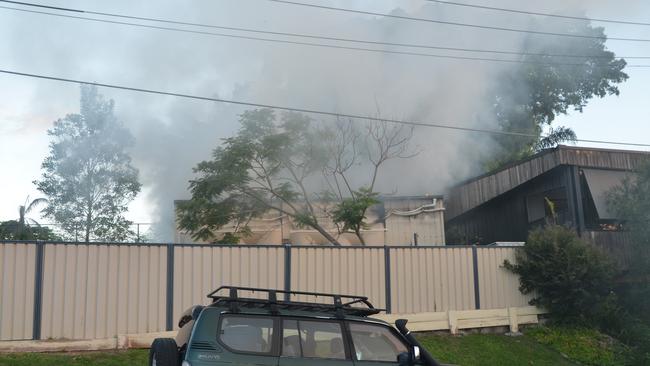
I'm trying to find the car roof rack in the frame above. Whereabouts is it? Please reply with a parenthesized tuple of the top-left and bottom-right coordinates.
(206, 286, 383, 318)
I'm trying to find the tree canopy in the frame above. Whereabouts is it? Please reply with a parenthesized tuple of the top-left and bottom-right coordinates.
(34, 85, 141, 242)
(607, 160, 650, 248)
(606, 160, 650, 321)
(0, 220, 60, 241)
(486, 22, 628, 170)
(177, 109, 415, 245)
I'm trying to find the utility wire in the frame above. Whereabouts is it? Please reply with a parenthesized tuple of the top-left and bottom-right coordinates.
(2, 0, 650, 60)
(2, 0, 649, 60)
(1, 5, 649, 68)
(425, 0, 650, 27)
(1, 68, 649, 148)
(266, 0, 650, 42)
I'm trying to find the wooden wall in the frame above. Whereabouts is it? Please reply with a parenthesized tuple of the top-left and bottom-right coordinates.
(446, 166, 573, 245)
(447, 146, 650, 221)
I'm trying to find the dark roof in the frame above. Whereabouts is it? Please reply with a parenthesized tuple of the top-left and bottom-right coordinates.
(446, 145, 650, 220)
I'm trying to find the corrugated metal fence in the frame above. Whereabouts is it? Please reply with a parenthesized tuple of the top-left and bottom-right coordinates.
(0, 242, 532, 341)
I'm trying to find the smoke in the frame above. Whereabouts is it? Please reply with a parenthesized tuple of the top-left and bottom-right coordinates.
(1, 0, 645, 240)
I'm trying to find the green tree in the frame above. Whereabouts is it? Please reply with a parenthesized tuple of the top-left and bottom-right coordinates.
(330, 187, 379, 245)
(0, 220, 60, 241)
(8, 196, 48, 239)
(504, 225, 616, 325)
(607, 159, 650, 322)
(607, 159, 650, 248)
(34, 85, 141, 242)
(0, 196, 60, 240)
(177, 109, 415, 245)
(486, 22, 628, 170)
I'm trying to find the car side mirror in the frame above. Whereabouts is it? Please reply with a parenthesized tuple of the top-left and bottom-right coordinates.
(397, 346, 421, 366)
(397, 351, 411, 366)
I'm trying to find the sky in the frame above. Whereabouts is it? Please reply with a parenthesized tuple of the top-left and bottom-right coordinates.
(1, 0, 649, 240)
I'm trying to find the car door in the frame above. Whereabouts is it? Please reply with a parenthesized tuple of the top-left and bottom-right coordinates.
(278, 319, 354, 366)
(347, 322, 411, 366)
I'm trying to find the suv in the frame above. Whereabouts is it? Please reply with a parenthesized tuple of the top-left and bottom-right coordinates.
(149, 286, 444, 366)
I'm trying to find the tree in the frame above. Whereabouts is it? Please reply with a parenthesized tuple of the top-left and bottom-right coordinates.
(11, 196, 48, 238)
(607, 159, 650, 322)
(486, 22, 628, 170)
(504, 225, 617, 325)
(0, 196, 61, 241)
(607, 159, 650, 248)
(0, 220, 60, 241)
(177, 109, 416, 245)
(34, 85, 141, 242)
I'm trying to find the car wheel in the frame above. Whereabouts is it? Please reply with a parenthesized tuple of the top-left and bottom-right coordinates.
(149, 338, 179, 366)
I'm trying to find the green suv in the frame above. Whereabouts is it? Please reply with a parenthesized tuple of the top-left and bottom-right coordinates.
(149, 286, 443, 366)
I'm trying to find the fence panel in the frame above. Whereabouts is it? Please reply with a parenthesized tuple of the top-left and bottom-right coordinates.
(0, 243, 36, 341)
(0, 242, 534, 341)
(173, 245, 285, 328)
(40, 244, 167, 339)
(476, 247, 532, 309)
(390, 247, 476, 314)
(290, 247, 386, 309)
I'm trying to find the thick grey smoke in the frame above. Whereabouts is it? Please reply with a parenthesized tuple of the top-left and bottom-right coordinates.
(2, 0, 645, 240)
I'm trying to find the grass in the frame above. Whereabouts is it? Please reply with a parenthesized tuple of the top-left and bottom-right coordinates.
(418, 325, 638, 366)
(526, 326, 635, 366)
(418, 332, 578, 366)
(0, 350, 148, 366)
(0, 326, 639, 366)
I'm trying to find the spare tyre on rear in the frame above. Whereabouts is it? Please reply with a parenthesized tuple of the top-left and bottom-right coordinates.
(149, 338, 179, 366)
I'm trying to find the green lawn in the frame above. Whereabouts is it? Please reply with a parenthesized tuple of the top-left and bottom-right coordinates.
(0, 326, 637, 366)
(418, 326, 636, 366)
(0, 350, 148, 366)
(418, 332, 578, 366)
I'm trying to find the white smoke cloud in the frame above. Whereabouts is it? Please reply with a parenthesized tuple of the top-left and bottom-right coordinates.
(1, 0, 645, 240)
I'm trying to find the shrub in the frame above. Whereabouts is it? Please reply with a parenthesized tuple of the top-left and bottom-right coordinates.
(504, 225, 617, 325)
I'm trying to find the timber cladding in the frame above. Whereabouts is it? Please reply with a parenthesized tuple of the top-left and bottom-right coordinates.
(446, 145, 650, 220)
(0, 242, 534, 341)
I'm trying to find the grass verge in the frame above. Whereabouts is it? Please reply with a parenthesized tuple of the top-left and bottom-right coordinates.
(0, 349, 148, 366)
(0, 326, 640, 366)
(418, 331, 577, 366)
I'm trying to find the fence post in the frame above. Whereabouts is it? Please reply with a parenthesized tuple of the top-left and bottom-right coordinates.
(384, 246, 392, 314)
(32, 241, 45, 340)
(284, 244, 292, 301)
(165, 243, 175, 331)
(472, 246, 481, 310)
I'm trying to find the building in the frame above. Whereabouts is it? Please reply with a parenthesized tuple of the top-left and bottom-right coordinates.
(445, 145, 648, 256)
(175, 195, 446, 246)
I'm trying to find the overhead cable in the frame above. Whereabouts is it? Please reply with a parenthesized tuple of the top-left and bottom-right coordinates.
(1, 0, 649, 59)
(425, 0, 650, 27)
(265, 0, 650, 42)
(1, 5, 649, 68)
(1, 68, 649, 148)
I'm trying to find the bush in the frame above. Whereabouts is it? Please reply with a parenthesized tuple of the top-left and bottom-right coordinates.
(504, 225, 617, 325)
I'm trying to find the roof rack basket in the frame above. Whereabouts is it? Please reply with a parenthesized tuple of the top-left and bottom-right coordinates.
(206, 286, 383, 317)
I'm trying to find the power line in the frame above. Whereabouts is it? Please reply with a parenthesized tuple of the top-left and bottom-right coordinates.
(266, 0, 650, 42)
(1, 68, 649, 148)
(1, 5, 649, 68)
(2, 0, 649, 60)
(425, 0, 650, 27)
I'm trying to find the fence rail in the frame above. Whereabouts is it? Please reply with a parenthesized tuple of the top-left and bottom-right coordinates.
(0, 242, 533, 341)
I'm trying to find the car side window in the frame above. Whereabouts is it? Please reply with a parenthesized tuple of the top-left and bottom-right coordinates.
(281, 319, 346, 360)
(219, 315, 274, 354)
(349, 323, 408, 362)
